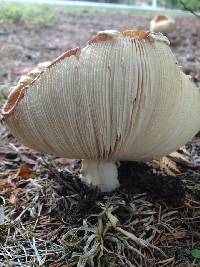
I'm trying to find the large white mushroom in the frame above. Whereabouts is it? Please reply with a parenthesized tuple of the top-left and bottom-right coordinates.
(150, 15, 176, 34)
(2, 30, 200, 192)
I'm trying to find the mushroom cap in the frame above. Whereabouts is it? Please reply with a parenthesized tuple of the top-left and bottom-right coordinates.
(150, 15, 176, 34)
(2, 30, 200, 161)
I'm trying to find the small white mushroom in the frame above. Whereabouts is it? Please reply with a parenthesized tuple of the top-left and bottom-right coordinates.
(2, 30, 200, 192)
(150, 15, 176, 34)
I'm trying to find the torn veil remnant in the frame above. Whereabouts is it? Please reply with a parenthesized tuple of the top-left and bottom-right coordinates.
(150, 15, 176, 34)
(2, 30, 200, 192)
(2, 61, 51, 116)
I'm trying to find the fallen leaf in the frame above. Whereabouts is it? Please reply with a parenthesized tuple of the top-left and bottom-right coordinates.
(191, 249, 200, 259)
(16, 164, 32, 180)
(157, 156, 181, 176)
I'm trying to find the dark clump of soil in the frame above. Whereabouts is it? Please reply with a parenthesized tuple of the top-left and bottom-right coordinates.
(47, 159, 186, 227)
(118, 161, 186, 206)
(47, 162, 103, 226)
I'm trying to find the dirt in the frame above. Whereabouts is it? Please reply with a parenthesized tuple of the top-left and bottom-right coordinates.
(0, 11, 200, 267)
(0, 12, 200, 95)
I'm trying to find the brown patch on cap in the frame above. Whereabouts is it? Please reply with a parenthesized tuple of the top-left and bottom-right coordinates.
(48, 47, 81, 68)
(122, 30, 150, 39)
(2, 48, 81, 118)
(88, 33, 115, 44)
(154, 15, 168, 22)
(2, 85, 28, 117)
(2, 71, 45, 118)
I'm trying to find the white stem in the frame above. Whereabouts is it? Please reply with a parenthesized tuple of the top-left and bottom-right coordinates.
(81, 160, 119, 192)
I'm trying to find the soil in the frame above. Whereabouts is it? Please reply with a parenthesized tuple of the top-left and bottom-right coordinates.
(0, 12, 200, 93)
(0, 11, 200, 267)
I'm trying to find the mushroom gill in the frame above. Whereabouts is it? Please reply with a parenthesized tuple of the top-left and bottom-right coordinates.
(2, 30, 200, 192)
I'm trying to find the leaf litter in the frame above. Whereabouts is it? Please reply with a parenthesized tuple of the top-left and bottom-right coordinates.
(0, 12, 200, 267)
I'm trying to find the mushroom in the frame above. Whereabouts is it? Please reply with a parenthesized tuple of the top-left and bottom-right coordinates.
(2, 30, 200, 192)
(150, 15, 176, 34)
(28, 61, 52, 79)
(8, 61, 52, 96)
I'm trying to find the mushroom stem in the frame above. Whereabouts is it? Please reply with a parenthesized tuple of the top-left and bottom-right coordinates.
(81, 160, 119, 192)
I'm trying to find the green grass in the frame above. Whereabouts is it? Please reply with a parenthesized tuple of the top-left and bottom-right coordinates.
(0, 3, 56, 28)
(0, 2, 190, 28)
(0, 4, 103, 27)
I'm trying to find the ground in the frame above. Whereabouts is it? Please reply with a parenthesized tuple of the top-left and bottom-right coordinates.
(0, 6, 200, 267)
